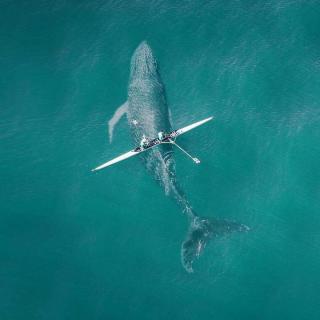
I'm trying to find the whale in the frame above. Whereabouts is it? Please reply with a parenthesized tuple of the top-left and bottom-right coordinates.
(107, 41, 249, 272)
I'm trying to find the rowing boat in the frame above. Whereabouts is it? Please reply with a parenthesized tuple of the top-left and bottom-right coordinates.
(92, 116, 213, 171)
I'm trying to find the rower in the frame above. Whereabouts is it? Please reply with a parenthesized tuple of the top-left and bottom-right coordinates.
(140, 134, 149, 148)
(158, 131, 169, 141)
(158, 131, 164, 141)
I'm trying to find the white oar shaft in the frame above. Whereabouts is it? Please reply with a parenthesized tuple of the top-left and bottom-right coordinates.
(169, 140, 200, 164)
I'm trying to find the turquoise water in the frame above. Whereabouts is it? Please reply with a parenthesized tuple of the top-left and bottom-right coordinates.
(1, 1, 320, 319)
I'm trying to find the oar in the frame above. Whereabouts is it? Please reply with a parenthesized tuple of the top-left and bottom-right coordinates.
(163, 140, 200, 164)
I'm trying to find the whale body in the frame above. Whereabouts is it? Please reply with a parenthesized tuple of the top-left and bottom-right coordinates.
(108, 42, 249, 272)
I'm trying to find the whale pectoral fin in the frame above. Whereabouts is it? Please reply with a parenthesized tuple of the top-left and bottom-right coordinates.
(108, 102, 128, 143)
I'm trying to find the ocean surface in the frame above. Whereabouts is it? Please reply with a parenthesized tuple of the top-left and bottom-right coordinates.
(1, 1, 320, 319)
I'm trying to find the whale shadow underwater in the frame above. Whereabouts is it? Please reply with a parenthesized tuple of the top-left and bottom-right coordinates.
(107, 41, 249, 272)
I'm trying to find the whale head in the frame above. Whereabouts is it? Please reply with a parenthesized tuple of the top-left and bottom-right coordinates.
(130, 41, 158, 80)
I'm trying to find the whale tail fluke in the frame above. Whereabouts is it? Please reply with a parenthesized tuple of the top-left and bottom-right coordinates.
(181, 216, 249, 273)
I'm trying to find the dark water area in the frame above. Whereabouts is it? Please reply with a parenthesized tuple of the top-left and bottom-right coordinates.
(1, 1, 320, 319)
